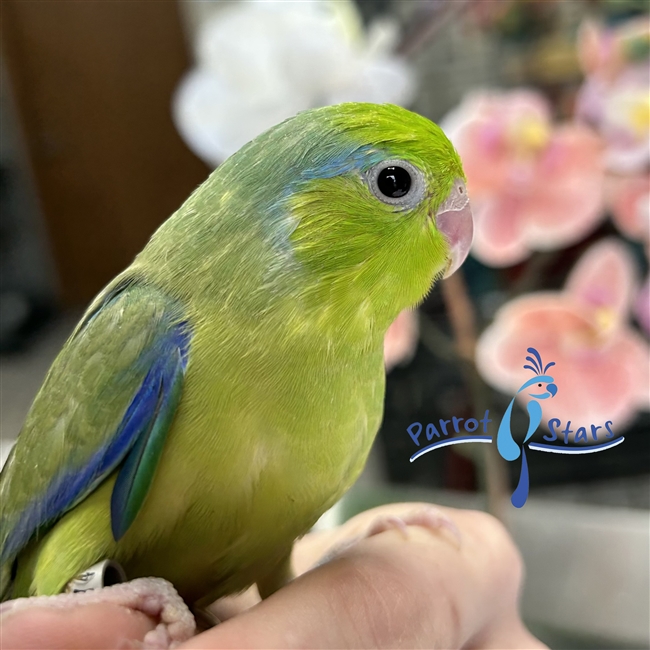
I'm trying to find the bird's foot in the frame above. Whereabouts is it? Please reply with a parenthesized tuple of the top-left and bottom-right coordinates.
(1, 570, 195, 648)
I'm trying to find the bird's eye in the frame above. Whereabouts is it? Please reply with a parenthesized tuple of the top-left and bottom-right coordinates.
(377, 166, 411, 198)
(538, 384, 542, 387)
(367, 159, 426, 209)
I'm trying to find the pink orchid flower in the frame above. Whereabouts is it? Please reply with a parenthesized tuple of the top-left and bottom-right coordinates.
(605, 171, 650, 244)
(476, 238, 649, 433)
(443, 90, 605, 267)
(384, 309, 419, 372)
(576, 18, 650, 174)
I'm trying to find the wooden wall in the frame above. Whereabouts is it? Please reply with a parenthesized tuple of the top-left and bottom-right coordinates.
(1, 1, 209, 305)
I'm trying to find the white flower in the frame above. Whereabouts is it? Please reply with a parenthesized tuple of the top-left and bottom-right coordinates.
(174, 0, 416, 166)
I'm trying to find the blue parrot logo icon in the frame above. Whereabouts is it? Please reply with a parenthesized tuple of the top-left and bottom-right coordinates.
(497, 347, 557, 508)
(408, 346, 623, 506)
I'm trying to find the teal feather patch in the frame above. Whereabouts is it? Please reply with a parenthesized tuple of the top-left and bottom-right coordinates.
(110, 340, 187, 540)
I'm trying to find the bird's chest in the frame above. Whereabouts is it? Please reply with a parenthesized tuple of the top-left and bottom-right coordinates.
(155, 329, 383, 537)
(129, 320, 384, 599)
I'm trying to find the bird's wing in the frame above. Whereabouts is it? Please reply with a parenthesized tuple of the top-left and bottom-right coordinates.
(524, 400, 542, 443)
(0, 280, 190, 565)
(497, 398, 520, 461)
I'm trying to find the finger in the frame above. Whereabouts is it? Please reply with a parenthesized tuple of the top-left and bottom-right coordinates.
(0, 602, 156, 649)
(208, 502, 461, 622)
(293, 502, 464, 573)
(182, 505, 529, 649)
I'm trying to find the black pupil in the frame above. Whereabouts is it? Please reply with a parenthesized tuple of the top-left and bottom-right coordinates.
(377, 166, 411, 198)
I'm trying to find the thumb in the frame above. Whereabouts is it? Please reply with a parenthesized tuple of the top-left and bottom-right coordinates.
(0, 601, 156, 649)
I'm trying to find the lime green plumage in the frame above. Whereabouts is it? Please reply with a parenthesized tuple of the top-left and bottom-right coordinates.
(0, 103, 465, 603)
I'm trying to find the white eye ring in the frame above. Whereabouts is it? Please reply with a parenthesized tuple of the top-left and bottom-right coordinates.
(366, 159, 426, 210)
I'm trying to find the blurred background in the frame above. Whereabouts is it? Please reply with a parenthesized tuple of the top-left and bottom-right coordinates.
(1, 1, 648, 647)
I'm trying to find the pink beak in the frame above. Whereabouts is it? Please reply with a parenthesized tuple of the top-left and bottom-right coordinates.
(434, 179, 474, 278)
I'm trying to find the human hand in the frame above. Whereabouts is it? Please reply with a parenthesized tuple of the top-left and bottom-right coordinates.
(1, 503, 547, 649)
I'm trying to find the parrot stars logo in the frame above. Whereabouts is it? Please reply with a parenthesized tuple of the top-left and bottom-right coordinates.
(407, 348, 625, 507)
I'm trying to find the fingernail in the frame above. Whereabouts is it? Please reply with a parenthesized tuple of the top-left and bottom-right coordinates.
(366, 515, 410, 539)
(364, 506, 462, 548)
(407, 506, 463, 548)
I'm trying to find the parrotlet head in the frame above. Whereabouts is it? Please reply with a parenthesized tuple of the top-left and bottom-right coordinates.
(518, 376, 558, 400)
(145, 103, 473, 327)
(280, 103, 474, 270)
(519, 347, 558, 399)
(277, 103, 474, 316)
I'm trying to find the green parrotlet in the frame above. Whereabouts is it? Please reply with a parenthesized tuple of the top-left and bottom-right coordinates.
(0, 103, 473, 613)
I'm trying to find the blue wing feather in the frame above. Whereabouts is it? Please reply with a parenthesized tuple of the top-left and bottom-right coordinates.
(497, 398, 520, 461)
(110, 326, 189, 540)
(0, 284, 191, 563)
